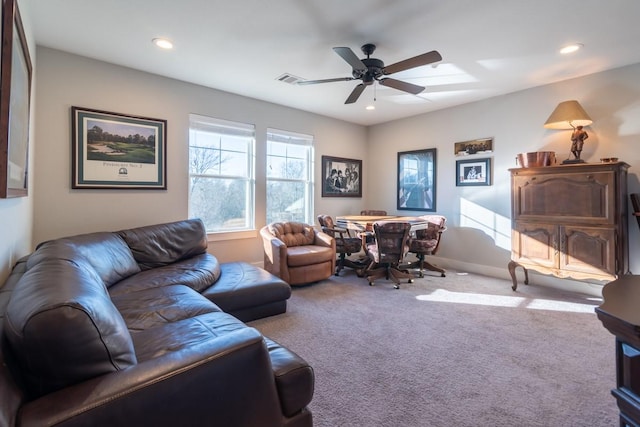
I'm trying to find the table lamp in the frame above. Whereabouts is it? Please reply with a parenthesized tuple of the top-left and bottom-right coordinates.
(544, 100, 592, 164)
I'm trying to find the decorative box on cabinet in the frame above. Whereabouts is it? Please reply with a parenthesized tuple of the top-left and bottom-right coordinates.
(508, 162, 629, 290)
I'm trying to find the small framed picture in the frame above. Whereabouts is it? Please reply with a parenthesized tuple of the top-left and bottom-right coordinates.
(454, 137, 493, 156)
(71, 107, 167, 189)
(321, 155, 362, 197)
(456, 157, 491, 186)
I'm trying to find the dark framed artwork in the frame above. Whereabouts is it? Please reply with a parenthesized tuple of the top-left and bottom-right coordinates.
(456, 157, 492, 186)
(321, 155, 362, 197)
(0, 0, 32, 198)
(72, 107, 167, 189)
(397, 148, 436, 211)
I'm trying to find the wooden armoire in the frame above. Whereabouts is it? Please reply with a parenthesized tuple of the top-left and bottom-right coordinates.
(508, 162, 629, 290)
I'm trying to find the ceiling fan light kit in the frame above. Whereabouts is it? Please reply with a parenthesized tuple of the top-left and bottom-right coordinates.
(298, 43, 442, 104)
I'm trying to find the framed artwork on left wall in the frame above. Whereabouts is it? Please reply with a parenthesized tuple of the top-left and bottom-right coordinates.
(0, 0, 33, 198)
(71, 107, 167, 189)
(321, 155, 362, 197)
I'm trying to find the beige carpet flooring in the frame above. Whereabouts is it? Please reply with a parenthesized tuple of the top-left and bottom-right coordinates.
(250, 268, 618, 427)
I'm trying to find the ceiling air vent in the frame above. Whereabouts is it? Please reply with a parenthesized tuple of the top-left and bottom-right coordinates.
(276, 73, 304, 85)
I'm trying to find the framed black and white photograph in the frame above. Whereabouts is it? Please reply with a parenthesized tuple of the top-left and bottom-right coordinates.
(72, 107, 167, 189)
(0, 0, 32, 198)
(321, 155, 362, 197)
(397, 148, 437, 211)
(454, 137, 493, 156)
(456, 157, 491, 186)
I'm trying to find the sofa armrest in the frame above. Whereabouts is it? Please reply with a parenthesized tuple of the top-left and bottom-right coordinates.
(19, 328, 285, 427)
(261, 226, 289, 281)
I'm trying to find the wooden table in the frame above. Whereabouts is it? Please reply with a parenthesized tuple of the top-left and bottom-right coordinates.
(596, 275, 640, 426)
(336, 215, 430, 233)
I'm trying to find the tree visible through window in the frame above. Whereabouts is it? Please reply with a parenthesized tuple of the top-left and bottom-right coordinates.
(188, 115, 255, 232)
(266, 129, 314, 224)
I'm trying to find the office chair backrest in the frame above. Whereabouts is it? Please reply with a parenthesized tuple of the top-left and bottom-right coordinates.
(373, 222, 411, 265)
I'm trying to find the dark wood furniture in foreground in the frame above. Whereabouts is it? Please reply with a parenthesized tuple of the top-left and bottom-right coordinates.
(631, 193, 640, 231)
(508, 162, 629, 290)
(596, 275, 640, 427)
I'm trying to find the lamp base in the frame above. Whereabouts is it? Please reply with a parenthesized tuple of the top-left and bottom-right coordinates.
(562, 159, 586, 165)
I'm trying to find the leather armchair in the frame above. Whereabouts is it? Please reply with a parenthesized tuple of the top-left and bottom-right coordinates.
(261, 222, 335, 285)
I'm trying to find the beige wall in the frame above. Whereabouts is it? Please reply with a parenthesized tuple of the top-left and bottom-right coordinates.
(368, 63, 640, 290)
(3, 32, 640, 292)
(32, 47, 368, 264)
(0, 0, 35, 283)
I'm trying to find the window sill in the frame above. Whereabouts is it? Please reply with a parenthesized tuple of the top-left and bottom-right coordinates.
(207, 229, 257, 242)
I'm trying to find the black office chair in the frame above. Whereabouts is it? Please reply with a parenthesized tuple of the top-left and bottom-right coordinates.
(317, 214, 368, 276)
(402, 215, 447, 278)
(364, 221, 414, 289)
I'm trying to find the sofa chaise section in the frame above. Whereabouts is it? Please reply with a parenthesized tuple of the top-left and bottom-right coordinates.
(0, 219, 314, 427)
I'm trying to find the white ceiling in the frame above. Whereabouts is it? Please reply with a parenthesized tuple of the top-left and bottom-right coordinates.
(23, 0, 640, 126)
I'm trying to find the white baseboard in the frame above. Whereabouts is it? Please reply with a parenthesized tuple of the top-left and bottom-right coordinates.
(429, 256, 605, 298)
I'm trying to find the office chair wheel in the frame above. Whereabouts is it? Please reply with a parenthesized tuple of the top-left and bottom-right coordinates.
(408, 279, 414, 283)
(440, 273, 446, 277)
(369, 281, 374, 286)
(393, 284, 400, 289)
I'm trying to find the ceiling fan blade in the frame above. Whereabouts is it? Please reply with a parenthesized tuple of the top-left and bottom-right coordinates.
(379, 78, 425, 95)
(297, 77, 355, 85)
(333, 47, 367, 72)
(383, 50, 442, 75)
(345, 84, 366, 104)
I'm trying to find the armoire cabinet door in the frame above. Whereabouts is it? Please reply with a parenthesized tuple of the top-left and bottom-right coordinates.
(512, 222, 557, 269)
(560, 226, 616, 277)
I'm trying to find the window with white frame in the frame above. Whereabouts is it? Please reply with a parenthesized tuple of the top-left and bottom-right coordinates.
(266, 129, 314, 224)
(188, 114, 255, 233)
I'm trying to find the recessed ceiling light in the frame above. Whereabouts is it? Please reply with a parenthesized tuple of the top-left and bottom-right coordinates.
(152, 38, 174, 50)
(366, 105, 375, 110)
(560, 43, 583, 54)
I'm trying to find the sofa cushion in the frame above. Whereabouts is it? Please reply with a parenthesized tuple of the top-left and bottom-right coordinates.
(201, 262, 291, 319)
(28, 233, 140, 288)
(130, 310, 248, 362)
(286, 245, 334, 267)
(118, 219, 208, 270)
(4, 259, 136, 398)
(268, 222, 316, 247)
(112, 285, 222, 332)
(108, 253, 220, 296)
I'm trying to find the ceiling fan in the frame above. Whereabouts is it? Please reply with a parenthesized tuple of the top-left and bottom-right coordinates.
(298, 43, 442, 104)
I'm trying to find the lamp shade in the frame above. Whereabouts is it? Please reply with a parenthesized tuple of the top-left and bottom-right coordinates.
(543, 100, 593, 129)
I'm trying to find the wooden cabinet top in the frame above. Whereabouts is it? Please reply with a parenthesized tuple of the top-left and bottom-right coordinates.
(510, 161, 629, 175)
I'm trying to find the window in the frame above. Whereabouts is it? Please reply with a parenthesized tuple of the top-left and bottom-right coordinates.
(189, 114, 255, 233)
(266, 129, 314, 224)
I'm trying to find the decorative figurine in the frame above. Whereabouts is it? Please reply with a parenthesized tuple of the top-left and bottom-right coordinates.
(570, 125, 588, 160)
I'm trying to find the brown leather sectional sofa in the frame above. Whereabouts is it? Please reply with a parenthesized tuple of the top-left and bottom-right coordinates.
(0, 219, 314, 426)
